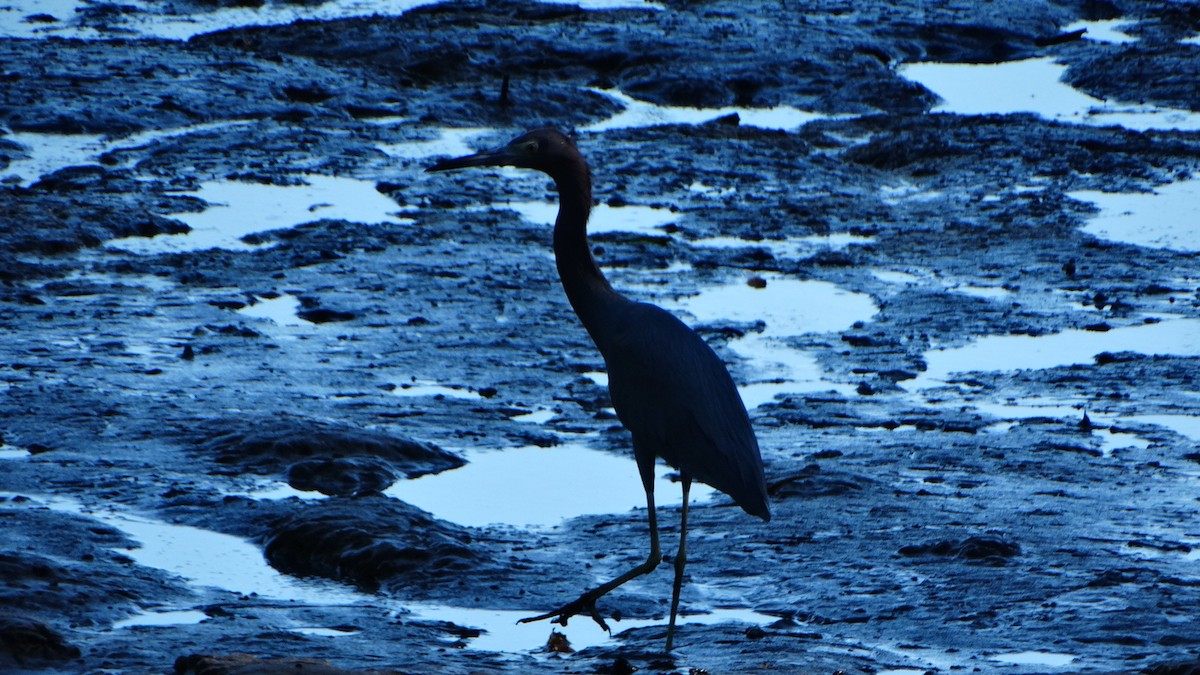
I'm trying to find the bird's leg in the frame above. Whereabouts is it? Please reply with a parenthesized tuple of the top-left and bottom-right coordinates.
(519, 469, 662, 631)
(665, 474, 691, 651)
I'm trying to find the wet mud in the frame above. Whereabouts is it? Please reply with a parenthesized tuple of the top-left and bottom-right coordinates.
(2, 0, 1199, 673)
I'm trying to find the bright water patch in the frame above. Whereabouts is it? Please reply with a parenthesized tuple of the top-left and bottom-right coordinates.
(1, 484, 754, 652)
(972, 398, 1100, 423)
(0, 0, 88, 38)
(911, 318, 1200, 390)
(506, 200, 678, 235)
(226, 480, 328, 502)
(673, 275, 876, 336)
(107, 175, 412, 254)
(687, 181, 736, 198)
(990, 650, 1077, 667)
(0, 443, 30, 460)
(290, 626, 362, 637)
(1124, 414, 1200, 442)
(669, 275, 878, 405)
(112, 609, 208, 630)
(870, 269, 925, 285)
(1069, 178, 1200, 252)
(390, 380, 484, 400)
(238, 295, 304, 327)
(880, 182, 945, 205)
(585, 88, 832, 132)
(690, 233, 874, 260)
(901, 57, 1200, 132)
(383, 444, 713, 528)
(379, 127, 491, 161)
(511, 408, 557, 424)
(970, 398, 1157, 457)
(2, 121, 253, 187)
(0, 494, 365, 604)
(1064, 19, 1139, 44)
(0, 0, 440, 40)
(0, 0, 658, 40)
(412, 604, 767, 652)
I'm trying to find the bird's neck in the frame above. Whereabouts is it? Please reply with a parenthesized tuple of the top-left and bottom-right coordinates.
(550, 168, 626, 341)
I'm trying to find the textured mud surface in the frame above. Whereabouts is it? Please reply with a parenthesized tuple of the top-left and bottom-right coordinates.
(2, 0, 1200, 673)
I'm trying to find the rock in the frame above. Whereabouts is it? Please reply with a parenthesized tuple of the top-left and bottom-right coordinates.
(0, 616, 80, 668)
(287, 457, 396, 497)
(263, 497, 480, 590)
(174, 653, 382, 675)
(898, 535, 1021, 565)
(197, 417, 463, 478)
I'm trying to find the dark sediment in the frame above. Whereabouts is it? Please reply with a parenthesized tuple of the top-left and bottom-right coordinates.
(1, 0, 1199, 673)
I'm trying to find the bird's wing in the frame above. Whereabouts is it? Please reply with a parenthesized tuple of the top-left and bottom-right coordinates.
(600, 302, 770, 520)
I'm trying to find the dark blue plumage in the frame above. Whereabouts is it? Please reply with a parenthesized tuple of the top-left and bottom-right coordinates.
(428, 128, 769, 651)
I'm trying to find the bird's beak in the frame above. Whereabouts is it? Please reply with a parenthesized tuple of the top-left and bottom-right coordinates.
(425, 146, 516, 173)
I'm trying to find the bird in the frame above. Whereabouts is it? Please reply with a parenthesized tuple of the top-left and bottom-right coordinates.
(427, 128, 769, 651)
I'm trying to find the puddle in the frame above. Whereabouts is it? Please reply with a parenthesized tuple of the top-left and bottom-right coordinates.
(238, 295, 305, 327)
(290, 626, 362, 637)
(1, 121, 254, 187)
(910, 318, 1200, 390)
(1070, 178, 1200, 252)
(901, 57, 1200, 132)
(668, 274, 878, 406)
(378, 127, 491, 161)
(107, 175, 413, 254)
(389, 380, 484, 400)
(226, 480, 328, 502)
(867, 268, 1012, 301)
(511, 408, 557, 424)
(972, 398, 1104, 423)
(688, 181, 736, 198)
(383, 443, 714, 528)
(583, 371, 609, 387)
(585, 88, 834, 132)
(0, 0, 659, 40)
(689, 233, 874, 260)
(1095, 428, 1153, 455)
(990, 650, 1078, 667)
(506, 200, 677, 236)
(0, 444, 30, 460)
(880, 182, 945, 205)
(970, 398, 1159, 456)
(870, 269, 925, 285)
(112, 609, 208, 630)
(0, 1, 439, 40)
(1123, 414, 1200, 442)
(411, 604, 767, 652)
(1064, 19, 1139, 44)
(0, 493, 365, 605)
(673, 275, 877, 347)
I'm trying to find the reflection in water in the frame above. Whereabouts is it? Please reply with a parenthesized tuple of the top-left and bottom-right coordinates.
(1070, 178, 1200, 252)
(669, 275, 878, 406)
(901, 57, 1200, 131)
(586, 88, 835, 132)
(910, 318, 1200, 391)
(107, 175, 413, 254)
(383, 443, 713, 528)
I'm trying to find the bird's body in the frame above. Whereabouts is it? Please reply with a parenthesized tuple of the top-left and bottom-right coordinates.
(602, 300, 769, 517)
(428, 128, 768, 650)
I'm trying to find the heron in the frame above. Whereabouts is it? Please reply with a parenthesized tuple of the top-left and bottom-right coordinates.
(427, 128, 769, 651)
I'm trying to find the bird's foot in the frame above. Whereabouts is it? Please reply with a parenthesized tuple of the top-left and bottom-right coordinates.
(518, 592, 610, 632)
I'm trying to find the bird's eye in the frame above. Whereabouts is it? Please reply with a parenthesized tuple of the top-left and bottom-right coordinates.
(524, 140, 539, 153)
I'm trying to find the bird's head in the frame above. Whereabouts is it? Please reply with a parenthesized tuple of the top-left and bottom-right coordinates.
(426, 128, 583, 180)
